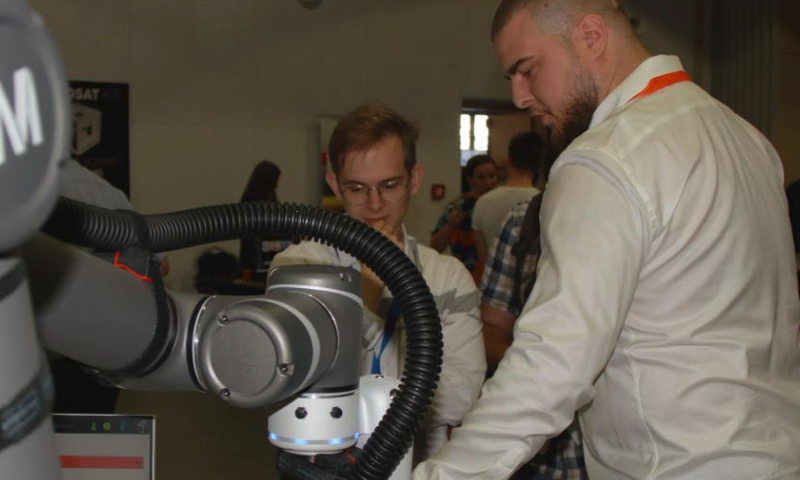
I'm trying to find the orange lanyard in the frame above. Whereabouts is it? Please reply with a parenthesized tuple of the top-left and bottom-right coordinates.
(628, 71, 691, 102)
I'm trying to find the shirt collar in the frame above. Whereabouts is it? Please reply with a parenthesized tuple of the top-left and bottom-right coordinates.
(589, 55, 685, 129)
(333, 224, 418, 269)
(399, 224, 410, 253)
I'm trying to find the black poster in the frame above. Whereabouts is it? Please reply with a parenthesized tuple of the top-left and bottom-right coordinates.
(68, 81, 130, 196)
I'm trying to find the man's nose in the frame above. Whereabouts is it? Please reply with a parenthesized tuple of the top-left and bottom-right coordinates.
(511, 77, 534, 110)
(366, 188, 384, 210)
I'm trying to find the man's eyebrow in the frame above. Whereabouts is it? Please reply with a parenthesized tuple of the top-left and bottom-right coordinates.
(380, 175, 404, 183)
(504, 56, 534, 79)
(340, 179, 366, 186)
(341, 175, 404, 186)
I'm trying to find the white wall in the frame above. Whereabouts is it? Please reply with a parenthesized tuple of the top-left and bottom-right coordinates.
(625, 1, 707, 87)
(29, 0, 704, 291)
(29, 0, 509, 289)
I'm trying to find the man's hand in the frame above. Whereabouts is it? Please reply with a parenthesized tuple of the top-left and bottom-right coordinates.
(480, 302, 516, 375)
(447, 203, 465, 227)
(430, 202, 464, 252)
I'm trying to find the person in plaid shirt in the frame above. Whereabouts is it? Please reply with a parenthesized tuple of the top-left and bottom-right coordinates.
(480, 199, 588, 480)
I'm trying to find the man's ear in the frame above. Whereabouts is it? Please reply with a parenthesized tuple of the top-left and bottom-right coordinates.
(325, 171, 342, 200)
(409, 163, 424, 196)
(572, 14, 607, 60)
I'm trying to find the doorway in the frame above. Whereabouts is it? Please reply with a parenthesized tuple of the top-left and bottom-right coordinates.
(460, 99, 535, 193)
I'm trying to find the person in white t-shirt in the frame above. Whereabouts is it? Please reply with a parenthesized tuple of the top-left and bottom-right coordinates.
(472, 130, 545, 258)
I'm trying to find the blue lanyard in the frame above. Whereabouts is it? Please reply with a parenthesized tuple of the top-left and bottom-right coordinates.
(371, 299, 401, 375)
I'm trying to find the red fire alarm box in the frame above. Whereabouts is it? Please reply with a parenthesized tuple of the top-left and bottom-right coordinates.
(431, 184, 445, 200)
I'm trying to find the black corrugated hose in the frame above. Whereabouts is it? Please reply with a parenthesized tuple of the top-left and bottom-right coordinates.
(42, 197, 443, 480)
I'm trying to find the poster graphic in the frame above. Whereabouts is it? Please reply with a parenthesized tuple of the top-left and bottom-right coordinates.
(68, 81, 129, 196)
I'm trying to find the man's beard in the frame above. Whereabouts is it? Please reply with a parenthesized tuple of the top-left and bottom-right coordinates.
(548, 63, 599, 159)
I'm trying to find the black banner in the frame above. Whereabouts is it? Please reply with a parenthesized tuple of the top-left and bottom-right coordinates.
(68, 81, 129, 196)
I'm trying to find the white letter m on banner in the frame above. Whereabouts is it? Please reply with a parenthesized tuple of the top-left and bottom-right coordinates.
(0, 67, 43, 166)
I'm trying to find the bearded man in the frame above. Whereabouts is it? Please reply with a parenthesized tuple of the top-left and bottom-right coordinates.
(414, 1, 800, 479)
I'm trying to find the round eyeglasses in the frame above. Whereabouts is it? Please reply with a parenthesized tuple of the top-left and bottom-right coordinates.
(339, 179, 408, 206)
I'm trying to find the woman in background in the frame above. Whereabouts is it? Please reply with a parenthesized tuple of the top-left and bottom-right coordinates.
(239, 160, 281, 281)
(430, 154, 497, 283)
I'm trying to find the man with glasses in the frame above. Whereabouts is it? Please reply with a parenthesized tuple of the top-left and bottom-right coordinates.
(269, 103, 486, 464)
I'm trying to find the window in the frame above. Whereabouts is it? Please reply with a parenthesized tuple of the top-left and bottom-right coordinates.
(460, 113, 489, 166)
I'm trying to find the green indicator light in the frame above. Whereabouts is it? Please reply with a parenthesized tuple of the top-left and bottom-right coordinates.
(103, 422, 112, 431)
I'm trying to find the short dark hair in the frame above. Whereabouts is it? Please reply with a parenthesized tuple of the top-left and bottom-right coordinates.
(508, 131, 544, 172)
(464, 154, 496, 179)
(491, 0, 534, 40)
(328, 103, 420, 175)
(491, 0, 634, 43)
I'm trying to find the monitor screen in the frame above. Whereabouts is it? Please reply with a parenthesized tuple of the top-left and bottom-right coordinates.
(52, 414, 155, 480)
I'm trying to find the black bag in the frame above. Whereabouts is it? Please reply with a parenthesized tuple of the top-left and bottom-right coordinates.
(194, 247, 238, 294)
(509, 192, 543, 307)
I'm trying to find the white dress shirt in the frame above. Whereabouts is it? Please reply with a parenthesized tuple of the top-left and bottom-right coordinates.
(414, 56, 800, 480)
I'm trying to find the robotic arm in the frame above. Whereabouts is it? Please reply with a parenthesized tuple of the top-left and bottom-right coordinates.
(0, 2, 442, 479)
(24, 232, 375, 461)
(23, 233, 362, 406)
(21, 228, 420, 480)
